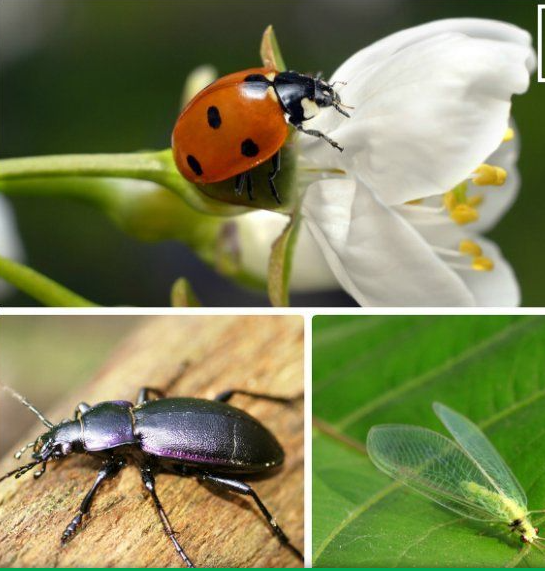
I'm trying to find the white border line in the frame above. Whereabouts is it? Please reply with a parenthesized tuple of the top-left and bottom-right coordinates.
(539, 5, 544, 82)
(2, 306, 545, 316)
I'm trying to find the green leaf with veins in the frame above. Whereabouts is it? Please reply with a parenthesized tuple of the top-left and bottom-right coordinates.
(313, 315, 545, 568)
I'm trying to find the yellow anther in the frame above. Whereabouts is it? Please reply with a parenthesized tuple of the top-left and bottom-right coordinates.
(450, 204, 479, 225)
(459, 239, 482, 257)
(473, 164, 507, 186)
(467, 194, 484, 208)
(472, 256, 494, 272)
(503, 127, 515, 142)
(406, 198, 423, 205)
(443, 191, 457, 211)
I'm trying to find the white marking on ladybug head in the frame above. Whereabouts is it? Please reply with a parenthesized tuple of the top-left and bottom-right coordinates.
(301, 97, 320, 120)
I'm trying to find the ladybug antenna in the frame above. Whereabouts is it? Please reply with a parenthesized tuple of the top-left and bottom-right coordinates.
(0, 384, 53, 428)
(333, 101, 352, 118)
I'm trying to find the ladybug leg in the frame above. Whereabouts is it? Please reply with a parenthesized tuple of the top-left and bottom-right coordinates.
(268, 151, 281, 205)
(234, 172, 247, 196)
(246, 171, 254, 201)
(295, 124, 343, 152)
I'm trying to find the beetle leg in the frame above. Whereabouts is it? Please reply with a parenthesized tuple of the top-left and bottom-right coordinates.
(214, 389, 303, 405)
(294, 123, 343, 152)
(136, 387, 166, 405)
(234, 172, 246, 196)
(268, 151, 281, 204)
(199, 473, 303, 562)
(140, 465, 195, 568)
(61, 456, 126, 545)
(136, 362, 191, 404)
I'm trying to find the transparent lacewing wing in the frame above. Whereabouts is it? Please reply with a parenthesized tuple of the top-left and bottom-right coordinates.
(367, 402, 544, 546)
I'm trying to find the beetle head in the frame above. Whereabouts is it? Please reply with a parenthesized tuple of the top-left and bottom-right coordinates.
(314, 78, 352, 118)
(33, 420, 82, 461)
(0, 385, 82, 485)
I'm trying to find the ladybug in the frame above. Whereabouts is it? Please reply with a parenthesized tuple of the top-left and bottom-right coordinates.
(171, 67, 350, 204)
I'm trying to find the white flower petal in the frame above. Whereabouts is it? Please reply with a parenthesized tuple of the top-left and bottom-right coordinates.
(300, 19, 535, 135)
(235, 210, 338, 292)
(457, 237, 520, 306)
(331, 18, 536, 82)
(301, 177, 475, 306)
(302, 32, 531, 206)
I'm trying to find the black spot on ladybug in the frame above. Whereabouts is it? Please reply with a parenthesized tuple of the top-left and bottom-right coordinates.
(207, 106, 221, 129)
(244, 74, 269, 83)
(187, 155, 203, 176)
(241, 138, 260, 157)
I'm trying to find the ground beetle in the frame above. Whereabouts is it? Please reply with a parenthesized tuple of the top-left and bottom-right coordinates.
(0, 382, 303, 567)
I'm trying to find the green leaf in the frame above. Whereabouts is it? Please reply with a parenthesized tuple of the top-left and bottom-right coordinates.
(267, 211, 301, 307)
(170, 278, 201, 307)
(313, 315, 545, 568)
(0, 256, 98, 307)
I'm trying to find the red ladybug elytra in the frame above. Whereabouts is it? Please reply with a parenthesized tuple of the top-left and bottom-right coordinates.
(171, 67, 350, 203)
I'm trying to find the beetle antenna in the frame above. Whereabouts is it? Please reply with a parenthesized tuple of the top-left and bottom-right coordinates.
(0, 384, 53, 428)
(0, 459, 43, 484)
(333, 103, 351, 118)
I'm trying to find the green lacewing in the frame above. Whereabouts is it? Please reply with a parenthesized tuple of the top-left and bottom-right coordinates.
(367, 402, 545, 548)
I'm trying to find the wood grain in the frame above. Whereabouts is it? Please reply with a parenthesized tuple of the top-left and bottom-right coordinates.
(0, 315, 304, 568)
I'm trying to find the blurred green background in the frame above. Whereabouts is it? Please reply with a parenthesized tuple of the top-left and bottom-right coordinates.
(1, 0, 544, 306)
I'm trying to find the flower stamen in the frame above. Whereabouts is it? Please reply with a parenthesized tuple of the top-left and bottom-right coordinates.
(503, 127, 515, 142)
(472, 256, 494, 271)
(459, 239, 482, 257)
(443, 183, 481, 225)
(472, 164, 507, 186)
(433, 240, 493, 272)
(450, 204, 479, 225)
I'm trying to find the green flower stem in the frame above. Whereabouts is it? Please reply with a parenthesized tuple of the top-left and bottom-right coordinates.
(0, 256, 98, 307)
(0, 149, 242, 217)
(2, 176, 267, 293)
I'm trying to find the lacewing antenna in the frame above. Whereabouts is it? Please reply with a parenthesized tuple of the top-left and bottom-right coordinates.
(0, 384, 53, 428)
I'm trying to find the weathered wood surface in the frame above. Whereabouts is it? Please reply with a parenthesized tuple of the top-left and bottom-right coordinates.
(0, 315, 304, 568)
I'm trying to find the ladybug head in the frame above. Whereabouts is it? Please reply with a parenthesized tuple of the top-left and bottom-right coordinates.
(314, 78, 352, 118)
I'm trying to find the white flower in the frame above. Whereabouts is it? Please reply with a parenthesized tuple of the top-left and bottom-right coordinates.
(238, 19, 535, 306)
(0, 196, 25, 298)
